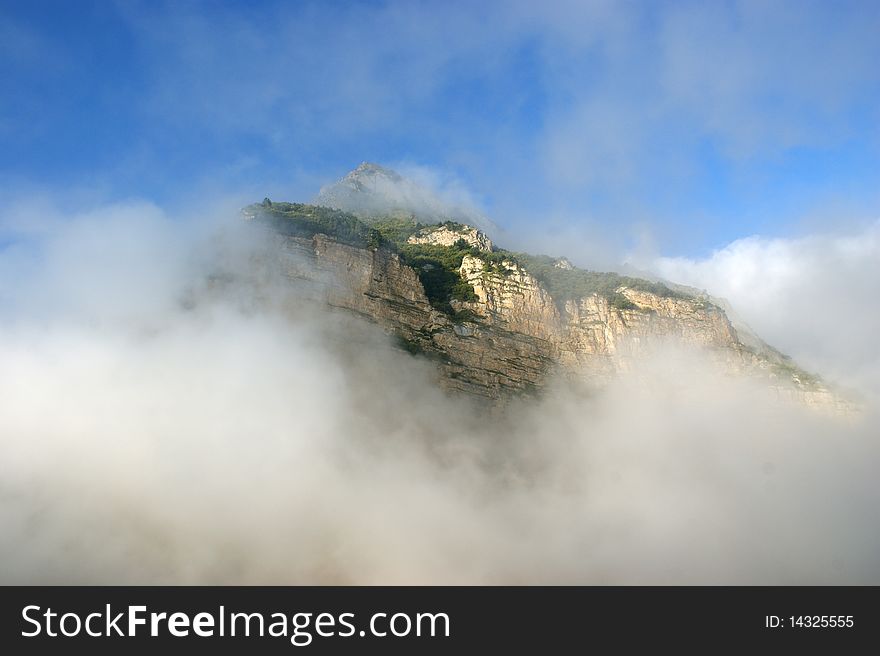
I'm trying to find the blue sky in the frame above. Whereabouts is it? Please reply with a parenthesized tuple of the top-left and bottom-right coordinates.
(2, 0, 879, 257)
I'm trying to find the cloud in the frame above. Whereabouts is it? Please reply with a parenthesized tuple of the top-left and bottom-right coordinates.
(314, 161, 498, 235)
(111, 2, 879, 167)
(657, 0, 880, 156)
(648, 221, 880, 398)
(0, 198, 878, 584)
(391, 162, 489, 219)
(115, 1, 508, 139)
(532, 0, 880, 205)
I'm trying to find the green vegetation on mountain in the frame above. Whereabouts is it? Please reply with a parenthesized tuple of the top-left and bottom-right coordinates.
(507, 253, 688, 308)
(247, 200, 694, 317)
(249, 200, 391, 249)
(397, 242, 479, 313)
(247, 202, 476, 315)
(769, 359, 822, 390)
(368, 215, 425, 243)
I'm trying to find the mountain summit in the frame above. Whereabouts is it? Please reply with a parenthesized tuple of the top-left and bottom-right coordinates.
(314, 162, 496, 233)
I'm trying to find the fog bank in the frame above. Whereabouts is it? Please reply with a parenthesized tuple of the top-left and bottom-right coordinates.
(1, 201, 878, 584)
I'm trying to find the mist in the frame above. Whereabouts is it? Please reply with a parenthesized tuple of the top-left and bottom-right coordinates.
(1, 198, 878, 585)
(316, 161, 496, 235)
(648, 221, 880, 401)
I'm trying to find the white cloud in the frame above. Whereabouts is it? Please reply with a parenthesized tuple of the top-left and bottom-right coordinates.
(650, 221, 880, 397)
(657, 0, 880, 156)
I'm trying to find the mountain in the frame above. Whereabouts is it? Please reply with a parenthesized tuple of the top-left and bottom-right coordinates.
(245, 166, 847, 410)
(313, 162, 497, 233)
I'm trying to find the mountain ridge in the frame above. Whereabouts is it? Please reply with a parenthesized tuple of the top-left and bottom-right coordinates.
(243, 170, 846, 410)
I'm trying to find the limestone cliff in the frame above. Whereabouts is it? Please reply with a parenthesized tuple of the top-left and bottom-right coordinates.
(246, 165, 848, 409)
(249, 213, 842, 409)
(271, 232, 552, 397)
(407, 224, 494, 252)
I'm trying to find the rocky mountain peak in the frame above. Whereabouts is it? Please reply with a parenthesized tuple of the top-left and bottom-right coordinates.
(352, 161, 400, 177)
(313, 162, 496, 233)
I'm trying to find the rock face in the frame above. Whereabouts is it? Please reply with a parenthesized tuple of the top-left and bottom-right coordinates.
(274, 232, 552, 397)
(269, 231, 845, 408)
(278, 233, 436, 332)
(250, 162, 848, 410)
(407, 224, 493, 252)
